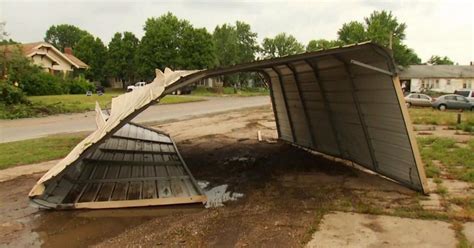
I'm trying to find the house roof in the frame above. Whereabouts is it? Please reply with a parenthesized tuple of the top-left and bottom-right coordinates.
(63, 53, 88, 68)
(6, 42, 89, 69)
(399, 65, 474, 79)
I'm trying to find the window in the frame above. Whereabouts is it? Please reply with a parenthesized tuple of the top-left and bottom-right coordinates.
(409, 94, 418, 99)
(466, 79, 472, 89)
(455, 90, 469, 97)
(445, 96, 456, 101)
(420, 95, 430, 100)
(447, 79, 451, 85)
(435, 80, 439, 88)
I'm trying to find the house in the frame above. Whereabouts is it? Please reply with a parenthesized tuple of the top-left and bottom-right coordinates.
(2, 42, 88, 75)
(399, 64, 474, 93)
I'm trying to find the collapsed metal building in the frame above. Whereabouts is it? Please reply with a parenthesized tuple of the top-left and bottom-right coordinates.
(29, 42, 428, 209)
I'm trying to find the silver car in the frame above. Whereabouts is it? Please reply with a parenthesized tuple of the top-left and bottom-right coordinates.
(431, 94, 474, 111)
(404, 93, 432, 107)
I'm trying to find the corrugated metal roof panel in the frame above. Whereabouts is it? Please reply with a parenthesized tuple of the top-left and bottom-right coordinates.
(31, 43, 428, 210)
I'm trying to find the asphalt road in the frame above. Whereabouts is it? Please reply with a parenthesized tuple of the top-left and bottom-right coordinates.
(0, 96, 270, 143)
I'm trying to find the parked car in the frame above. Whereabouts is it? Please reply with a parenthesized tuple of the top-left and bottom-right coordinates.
(431, 94, 474, 111)
(404, 93, 432, 107)
(127, 82, 146, 92)
(95, 85, 105, 94)
(454, 89, 474, 103)
(172, 85, 196, 95)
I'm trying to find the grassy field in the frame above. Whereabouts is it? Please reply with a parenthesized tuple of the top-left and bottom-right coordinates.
(0, 92, 204, 119)
(29, 93, 204, 111)
(190, 86, 269, 97)
(0, 133, 87, 170)
(418, 137, 474, 182)
(409, 108, 474, 131)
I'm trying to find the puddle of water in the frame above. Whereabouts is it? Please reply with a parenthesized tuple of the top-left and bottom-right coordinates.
(199, 181, 244, 208)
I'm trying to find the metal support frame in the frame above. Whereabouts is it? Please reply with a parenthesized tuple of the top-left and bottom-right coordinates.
(110, 135, 173, 145)
(304, 59, 345, 158)
(336, 56, 379, 171)
(98, 147, 176, 155)
(286, 63, 317, 148)
(271, 66, 296, 142)
(257, 69, 282, 139)
(350, 59, 393, 76)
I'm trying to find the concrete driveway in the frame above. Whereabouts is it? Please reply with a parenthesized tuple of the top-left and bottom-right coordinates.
(0, 96, 270, 143)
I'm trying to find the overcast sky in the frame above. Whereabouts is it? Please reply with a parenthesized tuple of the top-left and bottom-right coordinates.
(1, 0, 473, 64)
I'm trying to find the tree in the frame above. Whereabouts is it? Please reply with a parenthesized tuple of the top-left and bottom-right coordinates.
(105, 32, 140, 86)
(213, 21, 259, 67)
(337, 21, 367, 44)
(261, 33, 304, 59)
(427, 55, 454, 65)
(136, 12, 216, 80)
(179, 27, 216, 69)
(212, 21, 260, 86)
(336, 10, 421, 66)
(306, 39, 342, 52)
(364, 10, 406, 46)
(75, 35, 108, 83)
(0, 22, 8, 41)
(44, 24, 91, 51)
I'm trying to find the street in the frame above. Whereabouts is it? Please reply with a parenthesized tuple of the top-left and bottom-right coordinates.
(0, 96, 270, 143)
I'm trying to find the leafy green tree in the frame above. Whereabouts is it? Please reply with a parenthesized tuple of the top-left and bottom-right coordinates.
(105, 32, 140, 86)
(44, 24, 91, 51)
(337, 21, 367, 44)
(213, 21, 259, 67)
(75, 35, 108, 83)
(213, 24, 238, 66)
(306, 39, 342, 52)
(261, 33, 304, 59)
(364, 10, 406, 46)
(335, 10, 420, 66)
(212, 21, 259, 86)
(136, 12, 216, 80)
(427, 55, 454, 65)
(179, 27, 216, 69)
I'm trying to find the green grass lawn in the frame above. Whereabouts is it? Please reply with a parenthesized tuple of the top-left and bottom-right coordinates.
(0, 133, 87, 170)
(29, 93, 204, 112)
(409, 108, 474, 132)
(191, 86, 269, 97)
(0, 91, 205, 119)
(418, 137, 474, 182)
(409, 108, 474, 126)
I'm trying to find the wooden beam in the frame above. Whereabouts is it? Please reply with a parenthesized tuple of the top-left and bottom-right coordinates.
(392, 76, 428, 194)
(72, 195, 207, 209)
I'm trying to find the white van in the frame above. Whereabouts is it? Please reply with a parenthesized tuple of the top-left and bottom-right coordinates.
(454, 89, 474, 103)
(127, 82, 147, 92)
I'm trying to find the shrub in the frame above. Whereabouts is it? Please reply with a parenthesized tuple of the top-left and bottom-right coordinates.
(0, 80, 29, 105)
(64, 77, 95, 94)
(21, 72, 65, 96)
